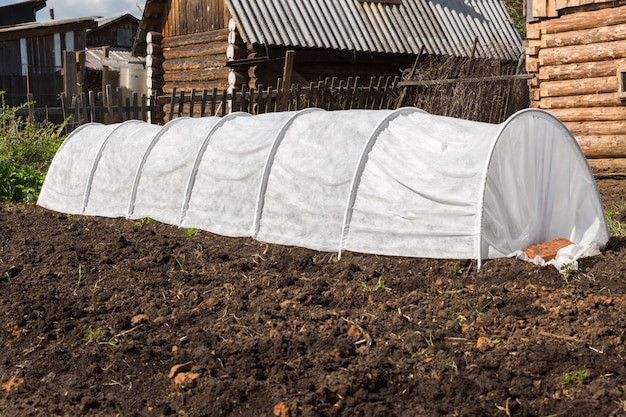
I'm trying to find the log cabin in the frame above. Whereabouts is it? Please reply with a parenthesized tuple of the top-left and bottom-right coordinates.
(131, 0, 522, 98)
(526, 0, 626, 168)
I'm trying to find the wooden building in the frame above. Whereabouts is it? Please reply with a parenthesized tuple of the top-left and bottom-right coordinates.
(132, 0, 522, 97)
(0, 16, 96, 106)
(87, 14, 139, 50)
(526, 0, 626, 166)
(0, 0, 46, 27)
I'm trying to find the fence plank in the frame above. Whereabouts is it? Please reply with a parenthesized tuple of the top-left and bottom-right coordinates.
(133, 93, 139, 120)
(168, 87, 176, 122)
(221, 89, 227, 116)
(141, 94, 147, 122)
(106, 85, 114, 123)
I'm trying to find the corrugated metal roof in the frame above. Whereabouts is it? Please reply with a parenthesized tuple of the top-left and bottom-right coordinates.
(226, 0, 522, 61)
(85, 48, 145, 71)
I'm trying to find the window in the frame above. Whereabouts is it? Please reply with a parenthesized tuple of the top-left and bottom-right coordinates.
(117, 29, 133, 47)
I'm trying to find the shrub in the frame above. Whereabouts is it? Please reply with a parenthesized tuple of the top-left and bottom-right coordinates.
(0, 92, 66, 202)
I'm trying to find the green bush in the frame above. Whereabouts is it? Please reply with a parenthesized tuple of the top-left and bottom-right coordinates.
(0, 92, 66, 202)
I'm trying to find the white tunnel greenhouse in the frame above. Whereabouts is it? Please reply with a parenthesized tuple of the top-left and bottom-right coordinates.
(38, 108, 609, 268)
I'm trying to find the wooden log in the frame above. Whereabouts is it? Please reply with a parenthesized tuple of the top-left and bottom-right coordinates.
(576, 135, 626, 158)
(538, 92, 623, 108)
(542, 23, 626, 48)
(161, 29, 229, 48)
(548, 106, 626, 122)
(163, 67, 230, 83)
(539, 76, 617, 97)
(587, 158, 626, 170)
(228, 70, 248, 86)
(147, 44, 163, 56)
(539, 40, 626, 66)
(537, 60, 621, 81)
(248, 65, 263, 79)
(564, 120, 626, 136)
(526, 57, 539, 73)
(543, 5, 626, 34)
(147, 78, 164, 90)
(530, 87, 541, 102)
(526, 22, 543, 40)
(145, 55, 163, 68)
(226, 44, 247, 60)
(162, 80, 229, 94)
(228, 18, 237, 32)
(147, 67, 164, 78)
(146, 31, 162, 44)
(228, 31, 244, 47)
(163, 56, 227, 71)
(163, 43, 228, 60)
(526, 39, 541, 57)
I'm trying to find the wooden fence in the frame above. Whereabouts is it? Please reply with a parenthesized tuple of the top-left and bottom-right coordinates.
(15, 73, 528, 132)
(14, 76, 398, 132)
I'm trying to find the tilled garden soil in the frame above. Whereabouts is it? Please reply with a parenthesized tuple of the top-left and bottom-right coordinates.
(1, 176, 626, 417)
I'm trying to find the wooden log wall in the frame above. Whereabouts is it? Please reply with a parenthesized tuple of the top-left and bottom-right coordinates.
(146, 32, 164, 97)
(227, 18, 250, 90)
(526, 3, 626, 165)
(161, 29, 230, 94)
(528, 0, 617, 21)
(525, 0, 621, 22)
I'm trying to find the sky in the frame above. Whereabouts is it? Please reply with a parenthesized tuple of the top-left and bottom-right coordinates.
(0, 0, 147, 21)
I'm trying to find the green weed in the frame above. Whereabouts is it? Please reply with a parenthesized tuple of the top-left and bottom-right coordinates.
(169, 255, 189, 275)
(82, 327, 105, 344)
(82, 327, 118, 346)
(467, 299, 491, 317)
(563, 366, 588, 386)
(133, 217, 155, 227)
(72, 264, 84, 295)
(412, 330, 435, 357)
(605, 203, 626, 237)
(448, 266, 464, 277)
(112, 400, 125, 417)
(0, 92, 67, 201)
(185, 227, 198, 237)
(104, 369, 135, 391)
(361, 277, 394, 294)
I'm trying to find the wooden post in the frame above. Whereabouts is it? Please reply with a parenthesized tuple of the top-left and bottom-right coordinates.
(63, 51, 78, 101)
(26, 93, 34, 122)
(278, 50, 295, 111)
(396, 46, 424, 109)
(102, 65, 110, 96)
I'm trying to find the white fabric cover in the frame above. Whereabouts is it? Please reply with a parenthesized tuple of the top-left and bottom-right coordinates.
(38, 108, 609, 268)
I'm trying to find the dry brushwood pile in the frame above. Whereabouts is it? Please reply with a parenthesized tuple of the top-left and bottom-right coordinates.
(1, 175, 626, 417)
